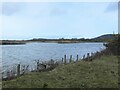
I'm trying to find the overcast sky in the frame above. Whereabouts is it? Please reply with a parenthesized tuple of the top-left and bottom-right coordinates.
(0, 2, 118, 40)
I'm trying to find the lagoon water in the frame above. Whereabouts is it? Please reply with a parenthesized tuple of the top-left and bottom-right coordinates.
(1, 42, 105, 71)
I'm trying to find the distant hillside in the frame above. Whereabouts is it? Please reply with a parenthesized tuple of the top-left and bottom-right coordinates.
(1, 34, 116, 45)
(91, 34, 115, 42)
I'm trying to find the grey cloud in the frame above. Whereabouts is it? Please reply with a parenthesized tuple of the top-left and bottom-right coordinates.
(2, 2, 25, 16)
(50, 8, 67, 16)
(105, 2, 118, 12)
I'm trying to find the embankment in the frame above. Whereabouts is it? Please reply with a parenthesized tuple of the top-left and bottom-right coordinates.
(2, 55, 118, 88)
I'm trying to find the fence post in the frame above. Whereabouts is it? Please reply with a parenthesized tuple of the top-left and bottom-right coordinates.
(69, 55, 72, 63)
(83, 55, 85, 60)
(2, 72, 4, 79)
(37, 60, 39, 72)
(91, 52, 94, 56)
(7, 70, 10, 79)
(62, 58, 64, 63)
(17, 64, 20, 76)
(64, 55, 66, 64)
(10, 70, 13, 78)
(91, 52, 94, 60)
(87, 53, 90, 61)
(76, 54, 79, 61)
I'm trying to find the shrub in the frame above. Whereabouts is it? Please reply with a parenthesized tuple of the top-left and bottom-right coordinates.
(104, 34, 120, 55)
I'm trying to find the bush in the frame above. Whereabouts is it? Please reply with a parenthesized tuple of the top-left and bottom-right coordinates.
(104, 34, 120, 55)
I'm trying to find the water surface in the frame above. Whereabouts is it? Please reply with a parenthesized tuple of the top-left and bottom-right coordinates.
(1, 42, 105, 70)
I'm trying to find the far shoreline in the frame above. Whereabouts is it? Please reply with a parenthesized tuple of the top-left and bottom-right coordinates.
(0, 34, 115, 45)
(0, 40, 107, 45)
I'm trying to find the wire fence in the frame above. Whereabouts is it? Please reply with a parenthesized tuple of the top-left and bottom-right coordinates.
(2, 49, 111, 81)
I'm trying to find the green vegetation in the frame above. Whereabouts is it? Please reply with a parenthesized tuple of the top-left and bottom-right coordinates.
(104, 34, 120, 55)
(3, 55, 118, 88)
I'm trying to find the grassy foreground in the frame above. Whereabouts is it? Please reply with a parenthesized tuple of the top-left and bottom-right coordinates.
(2, 55, 118, 88)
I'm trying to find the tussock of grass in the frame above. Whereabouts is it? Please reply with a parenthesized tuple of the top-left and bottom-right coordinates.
(2, 55, 118, 88)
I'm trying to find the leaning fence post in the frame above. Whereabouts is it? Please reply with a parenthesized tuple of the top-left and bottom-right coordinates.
(7, 70, 10, 79)
(76, 54, 79, 61)
(64, 55, 66, 64)
(69, 55, 72, 63)
(17, 64, 20, 76)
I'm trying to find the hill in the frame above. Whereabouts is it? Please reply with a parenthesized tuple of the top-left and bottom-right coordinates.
(91, 34, 115, 42)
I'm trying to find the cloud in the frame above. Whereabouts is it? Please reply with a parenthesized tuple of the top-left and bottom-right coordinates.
(50, 8, 67, 16)
(2, 2, 25, 16)
(105, 2, 118, 12)
(1, 2, 118, 39)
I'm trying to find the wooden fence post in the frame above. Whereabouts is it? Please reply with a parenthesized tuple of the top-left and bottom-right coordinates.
(10, 70, 13, 78)
(37, 60, 39, 72)
(17, 64, 20, 76)
(91, 52, 94, 60)
(76, 54, 79, 61)
(91, 52, 94, 56)
(83, 55, 85, 60)
(7, 70, 10, 79)
(2, 72, 4, 79)
(64, 55, 66, 64)
(69, 55, 72, 63)
(62, 58, 64, 63)
(87, 53, 90, 61)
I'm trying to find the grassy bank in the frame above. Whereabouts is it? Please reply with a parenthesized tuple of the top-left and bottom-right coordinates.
(2, 55, 118, 88)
